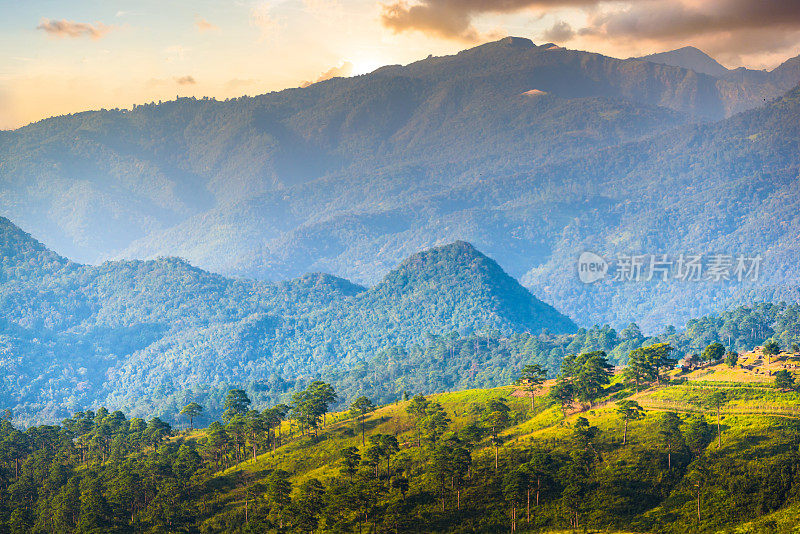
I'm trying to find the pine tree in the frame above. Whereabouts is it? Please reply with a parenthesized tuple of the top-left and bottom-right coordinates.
(616, 399, 645, 445)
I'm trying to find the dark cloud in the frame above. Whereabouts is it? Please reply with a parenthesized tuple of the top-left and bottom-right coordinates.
(589, 0, 800, 39)
(543, 21, 575, 42)
(380, 0, 800, 61)
(582, 0, 800, 56)
(380, 0, 600, 40)
(300, 62, 354, 87)
(36, 19, 112, 40)
(175, 76, 196, 85)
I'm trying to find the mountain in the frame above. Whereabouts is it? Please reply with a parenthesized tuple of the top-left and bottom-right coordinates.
(368, 241, 575, 335)
(2, 38, 800, 333)
(635, 47, 800, 115)
(771, 54, 800, 87)
(517, 85, 800, 328)
(0, 217, 575, 424)
(637, 46, 730, 77)
(117, 84, 800, 331)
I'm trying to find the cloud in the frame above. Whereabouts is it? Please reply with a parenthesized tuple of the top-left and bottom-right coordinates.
(36, 19, 113, 40)
(175, 76, 196, 85)
(380, 0, 599, 41)
(579, 0, 800, 60)
(586, 0, 800, 39)
(379, 0, 800, 65)
(543, 21, 575, 42)
(301, 62, 354, 87)
(196, 17, 218, 32)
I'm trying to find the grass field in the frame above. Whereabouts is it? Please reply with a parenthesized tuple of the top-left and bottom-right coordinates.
(179, 357, 800, 533)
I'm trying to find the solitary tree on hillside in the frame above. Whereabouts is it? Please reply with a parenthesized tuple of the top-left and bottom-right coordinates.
(340, 446, 360, 481)
(574, 351, 613, 406)
(406, 394, 430, 447)
(763, 340, 781, 366)
(658, 412, 683, 470)
(550, 377, 574, 413)
(350, 396, 376, 445)
(616, 399, 645, 445)
(516, 364, 547, 410)
(707, 390, 727, 447)
(725, 351, 739, 368)
(179, 402, 203, 430)
(223, 389, 251, 423)
(775, 369, 795, 390)
(484, 398, 511, 470)
(701, 342, 725, 363)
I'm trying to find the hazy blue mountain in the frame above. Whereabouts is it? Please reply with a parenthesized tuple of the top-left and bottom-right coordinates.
(0, 218, 574, 424)
(121, 85, 800, 331)
(638, 46, 730, 77)
(771, 54, 800, 88)
(1, 37, 787, 263)
(2, 38, 800, 333)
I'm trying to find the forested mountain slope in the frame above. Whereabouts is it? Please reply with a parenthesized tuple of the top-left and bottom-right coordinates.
(2, 38, 800, 330)
(136, 84, 800, 330)
(6, 212, 800, 427)
(0, 218, 574, 425)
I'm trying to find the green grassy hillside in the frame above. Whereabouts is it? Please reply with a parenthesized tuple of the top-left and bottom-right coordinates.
(5, 347, 800, 533)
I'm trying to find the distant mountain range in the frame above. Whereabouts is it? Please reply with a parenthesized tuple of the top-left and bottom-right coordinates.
(1, 36, 799, 332)
(637, 46, 731, 77)
(0, 217, 574, 424)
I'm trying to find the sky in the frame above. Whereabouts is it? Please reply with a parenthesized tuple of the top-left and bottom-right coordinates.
(1, 0, 799, 130)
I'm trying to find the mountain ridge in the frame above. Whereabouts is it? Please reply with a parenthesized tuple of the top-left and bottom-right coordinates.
(637, 46, 730, 77)
(2, 38, 800, 333)
(0, 216, 574, 424)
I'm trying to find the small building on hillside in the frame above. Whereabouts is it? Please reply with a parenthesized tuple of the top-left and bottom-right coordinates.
(677, 354, 699, 372)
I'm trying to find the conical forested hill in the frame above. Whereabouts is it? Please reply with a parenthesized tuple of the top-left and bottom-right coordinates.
(367, 241, 575, 335)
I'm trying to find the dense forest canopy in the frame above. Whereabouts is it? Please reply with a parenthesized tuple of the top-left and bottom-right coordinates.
(4, 344, 800, 533)
(3, 213, 800, 428)
(0, 218, 576, 426)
